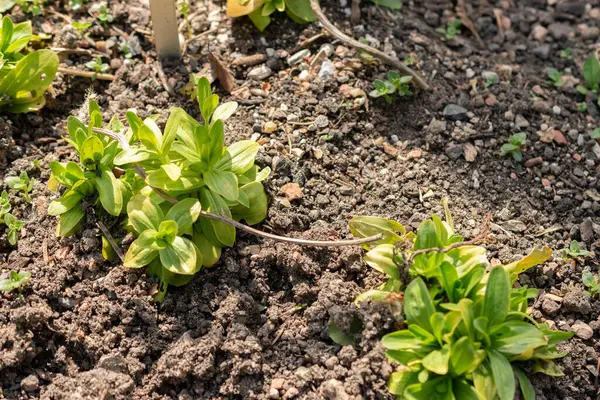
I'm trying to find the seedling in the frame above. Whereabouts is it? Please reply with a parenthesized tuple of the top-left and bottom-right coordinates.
(500, 132, 526, 162)
(546, 67, 563, 87)
(436, 18, 462, 40)
(0, 191, 11, 223)
(561, 240, 591, 260)
(577, 102, 588, 113)
(119, 40, 133, 59)
(226, 0, 316, 32)
(0, 15, 59, 113)
(177, 0, 192, 39)
(583, 269, 600, 297)
(72, 21, 92, 37)
(4, 213, 23, 245)
(85, 57, 109, 77)
(592, 128, 600, 139)
(576, 54, 600, 98)
(350, 199, 572, 399)
(0, 0, 44, 15)
(560, 47, 573, 60)
(5, 172, 34, 202)
(95, 5, 114, 27)
(369, 71, 412, 103)
(0, 270, 31, 296)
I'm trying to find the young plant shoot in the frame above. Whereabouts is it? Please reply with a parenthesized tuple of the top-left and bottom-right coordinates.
(226, 0, 316, 32)
(349, 199, 573, 399)
(49, 78, 269, 300)
(0, 15, 59, 113)
(0, 270, 31, 295)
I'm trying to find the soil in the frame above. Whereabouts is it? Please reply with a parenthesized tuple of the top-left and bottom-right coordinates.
(1, 0, 600, 399)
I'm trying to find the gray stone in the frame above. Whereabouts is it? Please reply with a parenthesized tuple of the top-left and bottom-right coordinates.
(548, 23, 571, 40)
(443, 104, 469, 121)
(572, 320, 593, 340)
(581, 218, 594, 244)
(314, 115, 329, 128)
(533, 44, 551, 60)
(428, 118, 447, 134)
(318, 60, 335, 79)
(445, 144, 464, 160)
(542, 298, 561, 315)
(481, 71, 499, 84)
(424, 10, 439, 27)
(515, 114, 529, 128)
(556, 1, 586, 17)
(287, 49, 311, 66)
(504, 220, 527, 232)
(247, 65, 273, 81)
(20, 375, 39, 392)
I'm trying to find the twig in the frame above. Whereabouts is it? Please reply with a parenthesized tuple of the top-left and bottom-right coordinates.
(154, 61, 175, 96)
(406, 212, 492, 264)
(351, 0, 361, 25)
(51, 47, 107, 57)
(92, 127, 382, 248)
(309, 0, 430, 91)
(58, 67, 115, 81)
(292, 32, 329, 54)
(97, 221, 125, 262)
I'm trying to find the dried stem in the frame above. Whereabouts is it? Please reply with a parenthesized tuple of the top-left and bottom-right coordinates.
(97, 221, 125, 262)
(92, 127, 382, 247)
(309, 0, 430, 91)
(58, 67, 115, 81)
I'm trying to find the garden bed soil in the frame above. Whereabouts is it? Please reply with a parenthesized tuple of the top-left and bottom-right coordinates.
(1, 0, 600, 399)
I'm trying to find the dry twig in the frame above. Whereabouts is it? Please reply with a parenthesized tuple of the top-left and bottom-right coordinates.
(97, 221, 125, 262)
(92, 127, 382, 248)
(58, 67, 115, 81)
(309, 0, 430, 91)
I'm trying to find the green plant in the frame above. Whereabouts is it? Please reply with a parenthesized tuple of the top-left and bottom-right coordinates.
(0, 190, 11, 222)
(592, 127, 600, 139)
(119, 40, 132, 59)
(0, 15, 59, 113)
(436, 18, 462, 40)
(546, 67, 563, 87)
(0, 270, 30, 295)
(177, 0, 192, 39)
(349, 200, 572, 400)
(560, 240, 591, 260)
(369, 71, 412, 104)
(560, 47, 573, 60)
(85, 56, 109, 77)
(583, 269, 600, 296)
(94, 4, 114, 27)
(577, 101, 587, 113)
(500, 132, 526, 162)
(72, 21, 92, 37)
(227, 0, 316, 32)
(5, 172, 34, 202)
(0, 0, 44, 15)
(4, 213, 23, 245)
(370, 0, 402, 10)
(49, 78, 270, 300)
(576, 54, 600, 98)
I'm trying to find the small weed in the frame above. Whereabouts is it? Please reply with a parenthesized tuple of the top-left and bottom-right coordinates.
(0, 191, 11, 223)
(560, 47, 573, 60)
(85, 57, 109, 78)
(369, 71, 412, 104)
(3, 213, 23, 246)
(0, 270, 31, 296)
(72, 21, 92, 37)
(5, 172, 34, 202)
(576, 54, 600, 97)
(561, 240, 591, 261)
(177, 1, 192, 39)
(500, 132, 526, 162)
(94, 5, 113, 27)
(436, 18, 462, 40)
(577, 102, 588, 113)
(546, 67, 563, 87)
(583, 269, 600, 297)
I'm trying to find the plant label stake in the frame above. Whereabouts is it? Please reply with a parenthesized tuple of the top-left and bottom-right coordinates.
(149, 0, 181, 59)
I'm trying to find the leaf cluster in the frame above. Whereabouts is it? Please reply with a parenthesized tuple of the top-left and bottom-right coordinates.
(0, 15, 59, 113)
(0, 190, 21, 245)
(49, 78, 270, 300)
(546, 67, 563, 87)
(227, 0, 316, 32)
(577, 54, 600, 99)
(500, 132, 526, 162)
(5, 171, 34, 202)
(0, 0, 44, 16)
(560, 240, 591, 261)
(369, 71, 413, 104)
(349, 200, 572, 400)
(436, 18, 462, 40)
(0, 270, 30, 295)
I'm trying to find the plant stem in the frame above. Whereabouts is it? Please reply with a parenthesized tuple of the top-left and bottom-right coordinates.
(58, 67, 115, 81)
(92, 127, 382, 247)
(309, 0, 431, 91)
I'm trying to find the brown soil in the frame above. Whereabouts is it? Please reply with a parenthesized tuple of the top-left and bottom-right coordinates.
(1, 0, 600, 399)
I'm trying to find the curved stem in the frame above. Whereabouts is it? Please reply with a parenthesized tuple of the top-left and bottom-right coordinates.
(92, 127, 382, 247)
(309, 0, 431, 91)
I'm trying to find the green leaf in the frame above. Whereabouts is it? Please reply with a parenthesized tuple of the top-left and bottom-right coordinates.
(348, 216, 405, 247)
(230, 181, 268, 225)
(284, 0, 316, 22)
(370, 0, 402, 10)
(0, 1, 16, 13)
(492, 321, 547, 358)
(473, 363, 497, 400)
(328, 318, 354, 346)
(422, 345, 450, 375)
(80, 136, 104, 168)
(192, 230, 222, 267)
(204, 169, 239, 202)
(48, 190, 83, 216)
(127, 194, 164, 234)
(583, 55, 600, 91)
(363, 244, 400, 280)
(164, 198, 202, 235)
(502, 246, 552, 277)
(162, 107, 186, 154)
(113, 146, 156, 165)
(137, 122, 162, 153)
(388, 370, 419, 396)
(450, 336, 476, 376)
(199, 187, 236, 247)
(439, 261, 458, 302)
(483, 267, 510, 327)
(0, 49, 58, 113)
(515, 367, 535, 400)
(248, 7, 271, 31)
(488, 350, 515, 400)
(213, 140, 259, 174)
(146, 169, 204, 192)
(159, 236, 200, 275)
(124, 229, 159, 268)
(57, 205, 85, 237)
(196, 77, 219, 122)
(95, 170, 123, 216)
(212, 101, 238, 122)
(382, 330, 423, 351)
(533, 360, 564, 376)
(404, 278, 435, 332)
(161, 163, 182, 181)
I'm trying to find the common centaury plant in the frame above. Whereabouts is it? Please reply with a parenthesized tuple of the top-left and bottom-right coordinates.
(349, 199, 572, 399)
(49, 78, 270, 300)
(0, 15, 58, 113)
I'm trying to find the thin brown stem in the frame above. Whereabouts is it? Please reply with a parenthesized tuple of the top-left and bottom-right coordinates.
(309, 0, 430, 91)
(58, 67, 115, 81)
(97, 221, 125, 262)
(92, 127, 382, 247)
